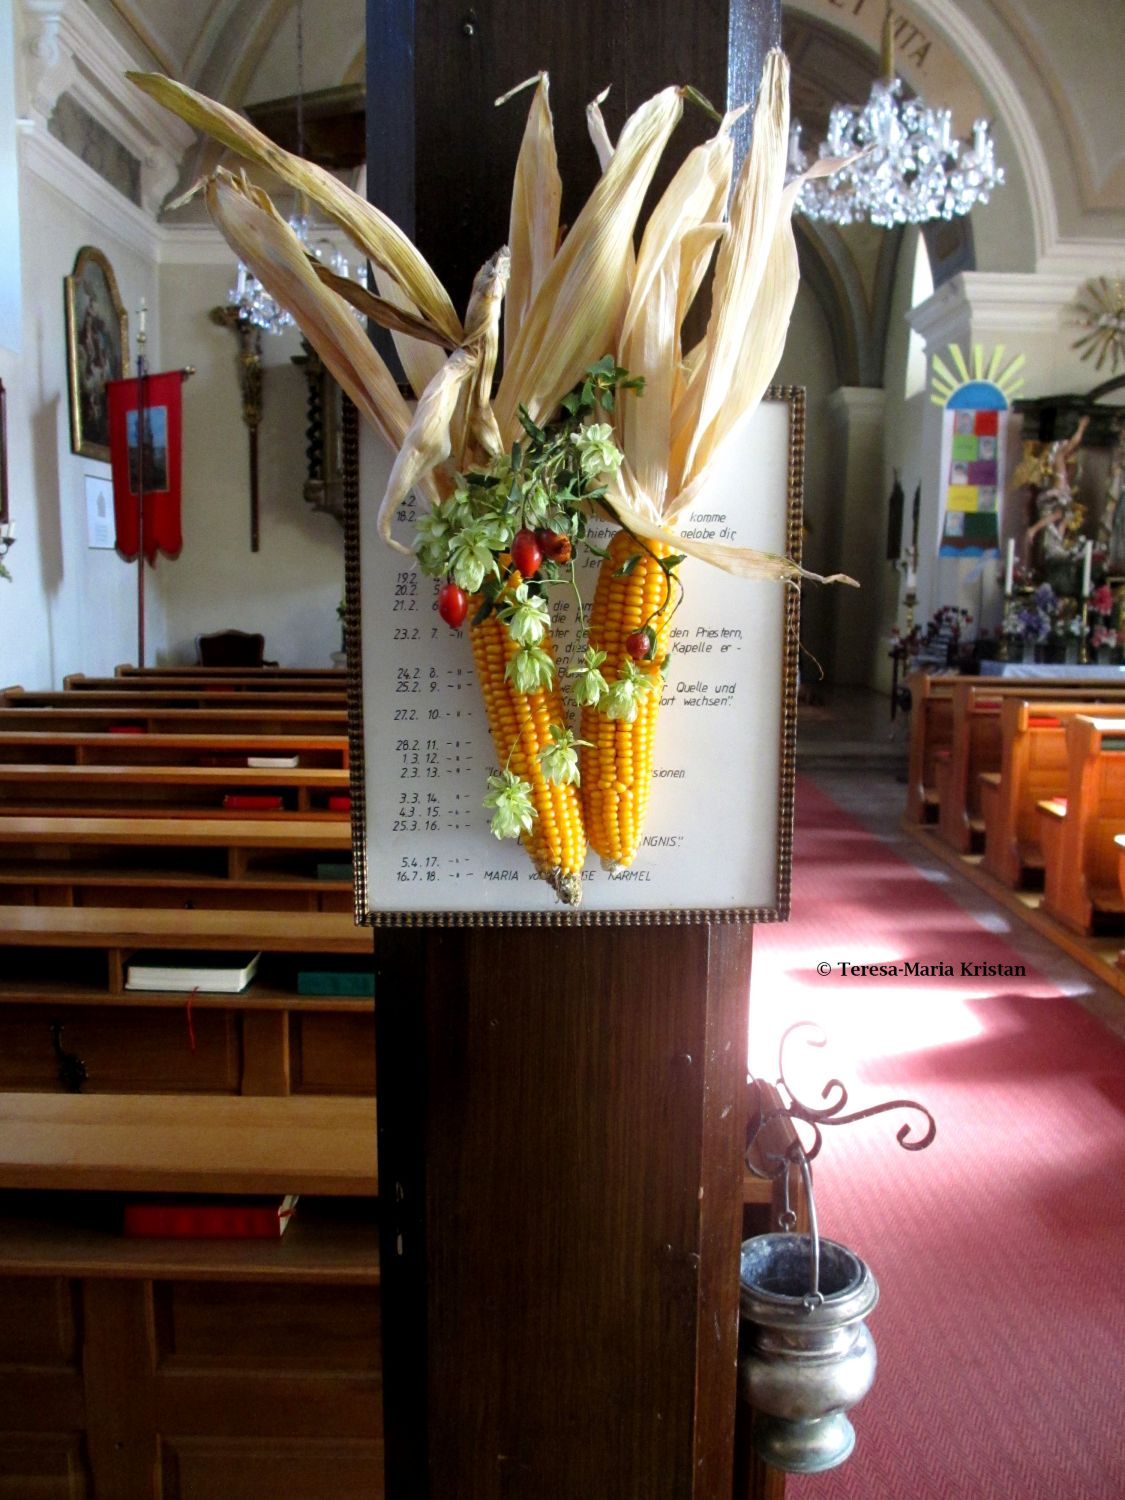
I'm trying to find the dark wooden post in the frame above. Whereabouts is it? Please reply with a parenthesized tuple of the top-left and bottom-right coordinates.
(368, 4, 781, 1496)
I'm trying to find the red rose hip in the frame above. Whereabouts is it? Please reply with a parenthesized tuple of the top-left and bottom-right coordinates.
(535, 527, 572, 564)
(511, 528, 543, 578)
(437, 580, 468, 629)
(625, 629, 652, 661)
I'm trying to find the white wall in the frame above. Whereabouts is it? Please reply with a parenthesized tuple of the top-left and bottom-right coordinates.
(2, 140, 164, 690)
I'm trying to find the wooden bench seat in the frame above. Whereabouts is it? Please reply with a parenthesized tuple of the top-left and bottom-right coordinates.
(0, 904, 366, 952)
(1040, 717, 1125, 933)
(6, 688, 347, 711)
(0, 762, 351, 818)
(981, 700, 1125, 887)
(0, 706, 348, 735)
(0, 1092, 376, 1195)
(69, 671, 347, 694)
(0, 730, 349, 767)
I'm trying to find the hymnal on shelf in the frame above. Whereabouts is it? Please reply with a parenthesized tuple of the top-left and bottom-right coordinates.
(123, 1194, 298, 1238)
(125, 950, 262, 993)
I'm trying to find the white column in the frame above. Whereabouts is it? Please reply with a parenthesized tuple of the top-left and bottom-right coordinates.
(825, 387, 887, 688)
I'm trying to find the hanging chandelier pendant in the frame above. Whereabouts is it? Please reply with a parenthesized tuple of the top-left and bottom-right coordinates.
(792, 8, 1003, 228)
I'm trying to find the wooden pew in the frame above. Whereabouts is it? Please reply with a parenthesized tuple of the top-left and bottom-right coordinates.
(0, 704, 348, 736)
(905, 671, 957, 823)
(931, 680, 1125, 853)
(981, 700, 1125, 886)
(6, 688, 347, 710)
(0, 762, 350, 816)
(1040, 715, 1125, 934)
(115, 664, 344, 679)
(0, 906, 372, 1098)
(69, 670, 347, 693)
(0, 730, 349, 768)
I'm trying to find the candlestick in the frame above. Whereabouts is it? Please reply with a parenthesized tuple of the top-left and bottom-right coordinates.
(1003, 537, 1014, 595)
(1082, 539, 1093, 598)
(911, 483, 921, 552)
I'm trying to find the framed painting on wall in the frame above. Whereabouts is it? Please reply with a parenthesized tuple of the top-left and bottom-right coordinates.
(64, 245, 128, 462)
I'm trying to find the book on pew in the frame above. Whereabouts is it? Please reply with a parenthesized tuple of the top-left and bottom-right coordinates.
(327, 794, 352, 812)
(297, 961, 374, 997)
(246, 754, 299, 768)
(123, 1193, 298, 1239)
(316, 860, 354, 881)
(222, 793, 284, 810)
(125, 950, 262, 993)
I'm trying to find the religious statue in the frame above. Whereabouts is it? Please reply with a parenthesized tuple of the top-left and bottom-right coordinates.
(1018, 414, 1089, 595)
(1101, 428, 1125, 572)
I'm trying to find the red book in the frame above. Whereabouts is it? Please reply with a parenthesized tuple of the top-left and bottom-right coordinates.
(328, 795, 352, 812)
(223, 793, 283, 810)
(123, 1194, 298, 1239)
(108, 724, 147, 734)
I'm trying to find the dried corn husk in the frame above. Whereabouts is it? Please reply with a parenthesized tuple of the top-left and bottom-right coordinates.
(128, 70, 463, 346)
(205, 171, 416, 467)
(494, 86, 683, 442)
(502, 74, 561, 365)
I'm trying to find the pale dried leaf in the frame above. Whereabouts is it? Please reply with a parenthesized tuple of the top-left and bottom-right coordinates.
(378, 348, 479, 551)
(206, 172, 414, 468)
(505, 74, 561, 366)
(129, 71, 463, 344)
(495, 85, 684, 441)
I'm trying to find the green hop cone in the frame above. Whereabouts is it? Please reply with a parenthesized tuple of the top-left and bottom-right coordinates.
(603, 659, 657, 723)
(505, 644, 555, 693)
(569, 422, 623, 479)
(538, 725, 591, 787)
(570, 647, 609, 708)
(483, 770, 537, 840)
(498, 582, 550, 648)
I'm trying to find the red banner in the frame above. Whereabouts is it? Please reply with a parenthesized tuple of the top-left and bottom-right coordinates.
(107, 371, 183, 564)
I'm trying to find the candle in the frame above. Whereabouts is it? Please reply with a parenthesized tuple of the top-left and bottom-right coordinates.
(1003, 538, 1014, 595)
(138, 298, 146, 339)
(905, 562, 917, 592)
(1082, 539, 1093, 598)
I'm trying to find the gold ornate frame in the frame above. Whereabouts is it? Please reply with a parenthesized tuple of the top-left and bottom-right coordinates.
(345, 385, 805, 928)
(65, 246, 129, 462)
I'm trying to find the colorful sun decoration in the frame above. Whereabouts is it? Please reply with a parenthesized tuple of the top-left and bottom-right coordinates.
(929, 342, 1025, 409)
(1070, 276, 1125, 375)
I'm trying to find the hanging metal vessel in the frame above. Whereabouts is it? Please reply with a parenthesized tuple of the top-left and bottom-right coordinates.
(738, 1230, 878, 1473)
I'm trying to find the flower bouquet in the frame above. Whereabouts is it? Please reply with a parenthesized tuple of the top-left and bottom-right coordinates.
(132, 54, 852, 905)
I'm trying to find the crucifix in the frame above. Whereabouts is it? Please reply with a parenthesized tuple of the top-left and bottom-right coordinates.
(210, 305, 263, 551)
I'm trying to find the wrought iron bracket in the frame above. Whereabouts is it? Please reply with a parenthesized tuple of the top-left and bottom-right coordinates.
(746, 1021, 936, 1182)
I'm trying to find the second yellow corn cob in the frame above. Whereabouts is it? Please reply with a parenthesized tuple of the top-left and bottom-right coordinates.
(580, 529, 676, 868)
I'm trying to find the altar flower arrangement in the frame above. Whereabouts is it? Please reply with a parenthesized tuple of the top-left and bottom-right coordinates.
(132, 54, 853, 904)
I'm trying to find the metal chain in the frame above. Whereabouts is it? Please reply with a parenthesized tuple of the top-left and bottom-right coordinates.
(295, 0, 306, 159)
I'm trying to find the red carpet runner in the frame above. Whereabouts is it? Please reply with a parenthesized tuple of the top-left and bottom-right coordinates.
(751, 779, 1125, 1500)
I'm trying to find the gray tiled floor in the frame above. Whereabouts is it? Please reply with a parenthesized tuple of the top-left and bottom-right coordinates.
(797, 687, 1125, 1040)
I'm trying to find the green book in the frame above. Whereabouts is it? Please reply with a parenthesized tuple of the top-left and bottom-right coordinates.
(297, 969, 374, 997)
(315, 861, 354, 881)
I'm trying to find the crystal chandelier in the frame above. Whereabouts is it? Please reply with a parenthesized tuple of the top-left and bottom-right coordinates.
(792, 8, 1004, 228)
(226, 0, 367, 332)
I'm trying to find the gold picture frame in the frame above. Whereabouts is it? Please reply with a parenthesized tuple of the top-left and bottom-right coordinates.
(65, 246, 129, 462)
(347, 386, 806, 928)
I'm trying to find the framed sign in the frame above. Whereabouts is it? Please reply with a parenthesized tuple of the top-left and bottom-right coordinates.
(349, 387, 804, 926)
(65, 245, 128, 462)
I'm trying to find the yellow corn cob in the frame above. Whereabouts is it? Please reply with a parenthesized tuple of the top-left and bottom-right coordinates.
(580, 530, 676, 868)
(470, 581, 586, 904)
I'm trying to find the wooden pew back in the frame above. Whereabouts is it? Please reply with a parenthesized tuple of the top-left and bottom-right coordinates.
(982, 700, 1125, 885)
(1042, 715, 1125, 932)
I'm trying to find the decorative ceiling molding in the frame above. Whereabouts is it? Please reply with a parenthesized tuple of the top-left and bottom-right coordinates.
(19, 0, 195, 215)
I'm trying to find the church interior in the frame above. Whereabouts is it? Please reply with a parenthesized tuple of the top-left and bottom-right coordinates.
(0, 2, 1123, 1497)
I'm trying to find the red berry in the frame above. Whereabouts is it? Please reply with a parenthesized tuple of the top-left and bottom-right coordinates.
(625, 630, 652, 661)
(511, 528, 542, 578)
(535, 527, 572, 564)
(437, 581, 468, 629)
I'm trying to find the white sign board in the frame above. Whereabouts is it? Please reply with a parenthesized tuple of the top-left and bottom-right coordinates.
(84, 474, 116, 549)
(357, 391, 802, 924)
